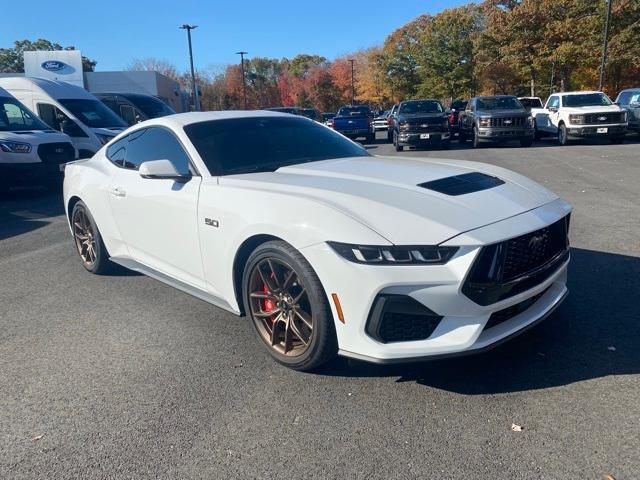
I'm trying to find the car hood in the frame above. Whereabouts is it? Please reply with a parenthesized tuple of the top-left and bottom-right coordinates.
(475, 109, 528, 117)
(561, 105, 624, 114)
(223, 156, 559, 245)
(0, 129, 72, 145)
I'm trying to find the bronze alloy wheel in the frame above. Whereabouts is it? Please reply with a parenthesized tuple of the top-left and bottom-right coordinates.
(248, 258, 313, 356)
(73, 207, 97, 266)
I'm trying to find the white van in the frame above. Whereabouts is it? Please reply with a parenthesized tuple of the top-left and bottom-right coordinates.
(0, 77, 127, 158)
(0, 86, 76, 192)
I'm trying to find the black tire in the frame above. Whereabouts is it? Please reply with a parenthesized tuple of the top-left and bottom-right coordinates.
(520, 137, 533, 147)
(458, 129, 467, 143)
(387, 130, 393, 143)
(367, 132, 375, 144)
(557, 123, 568, 146)
(242, 240, 338, 371)
(71, 201, 112, 274)
(441, 140, 451, 150)
(393, 132, 404, 151)
(610, 135, 625, 144)
(472, 126, 481, 148)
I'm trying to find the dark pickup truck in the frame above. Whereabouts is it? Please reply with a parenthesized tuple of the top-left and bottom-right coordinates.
(332, 105, 375, 143)
(390, 99, 450, 151)
(459, 95, 534, 148)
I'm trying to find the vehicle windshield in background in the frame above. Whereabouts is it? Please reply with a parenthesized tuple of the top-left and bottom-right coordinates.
(129, 95, 175, 117)
(562, 93, 612, 108)
(59, 99, 127, 128)
(476, 97, 523, 110)
(376, 110, 389, 118)
(265, 107, 300, 114)
(450, 100, 467, 110)
(0, 96, 52, 132)
(399, 101, 443, 114)
(322, 113, 335, 121)
(617, 91, 640, 106)
(300, 109, 319, 120)
(519, 98, 543, 109)
(337, 106, 370, 116)
(184, 116, 369, 176)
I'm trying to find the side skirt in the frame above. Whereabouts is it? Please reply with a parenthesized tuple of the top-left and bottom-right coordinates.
(110, 256, 241, 316)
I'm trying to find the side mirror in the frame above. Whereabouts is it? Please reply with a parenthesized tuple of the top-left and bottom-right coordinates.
(630, 101, 640, 108)
(139, 159, 192, 183)
(548, 106, 558, 112)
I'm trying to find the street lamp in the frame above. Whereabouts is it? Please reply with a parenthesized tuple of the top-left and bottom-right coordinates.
(348, 59, 356, 104)
(180, 24, 200, 111)
(236, 51, 248, 109)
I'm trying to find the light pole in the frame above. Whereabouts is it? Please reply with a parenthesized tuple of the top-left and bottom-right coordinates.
(348, 59, 355, 104)
(180, 24, 200, 111)
(236, 51, 248, 109)
(598, 0, 613, 91)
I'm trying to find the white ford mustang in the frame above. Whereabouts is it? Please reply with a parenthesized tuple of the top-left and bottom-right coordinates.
(63, 111, 571, 371)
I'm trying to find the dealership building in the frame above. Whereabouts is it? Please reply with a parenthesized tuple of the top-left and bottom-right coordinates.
(0, 50, 189, 112)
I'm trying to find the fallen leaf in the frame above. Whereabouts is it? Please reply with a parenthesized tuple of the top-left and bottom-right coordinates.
(511, 423, 523, 432)
(603, 475, 616, 480)
(31, 434, 45, 442)
(233, 362, 243, 368)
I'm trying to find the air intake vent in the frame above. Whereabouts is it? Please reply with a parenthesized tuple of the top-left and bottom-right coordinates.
(418, 172, 505, 196)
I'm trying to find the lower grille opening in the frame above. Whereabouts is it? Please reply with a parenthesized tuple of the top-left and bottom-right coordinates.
(37, 142, 75, 165)
(366, 294, 443, 343)
(483, 287, 550, 331)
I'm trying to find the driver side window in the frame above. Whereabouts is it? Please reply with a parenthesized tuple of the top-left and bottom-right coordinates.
(547, 96, 559, 109)
(123, 127, 192, 174)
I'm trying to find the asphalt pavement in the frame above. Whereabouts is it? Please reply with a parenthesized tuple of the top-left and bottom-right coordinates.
(1, 133, 639, 479)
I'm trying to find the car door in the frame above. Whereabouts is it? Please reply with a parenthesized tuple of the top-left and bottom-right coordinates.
(107, 126, 205, 288)
(542, 95, 560, 133)
(461, 99, 475, 132)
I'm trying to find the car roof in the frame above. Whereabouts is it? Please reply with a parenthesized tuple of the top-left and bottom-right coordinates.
(128, 110, 306, 129)
(555, 91, 603, 96)
(0, 76, 96, 100)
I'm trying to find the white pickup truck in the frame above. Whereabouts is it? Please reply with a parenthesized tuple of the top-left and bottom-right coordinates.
(531, 91, 628, 145)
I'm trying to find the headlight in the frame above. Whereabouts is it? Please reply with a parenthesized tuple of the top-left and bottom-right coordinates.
(399, 121, 410, 131)
(0, 141, 32, 153)
(478, 118, 490, 127)
(527, 116, 534, 127)
(96, 133, 114, 145)
(569, 114, 585, 125)
(621, 111, 628, 122)
(327, 242, 459, 265)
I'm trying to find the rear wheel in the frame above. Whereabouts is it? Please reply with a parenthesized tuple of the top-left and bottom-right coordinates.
(367, 132, 375, 144)
(243, 241, 337, 371)
(71, 201, 111, 274)
(520, 137, 533, 147)
(610, 135, 625, 144)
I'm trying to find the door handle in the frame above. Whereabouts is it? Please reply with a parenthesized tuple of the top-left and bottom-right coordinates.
(109, 186, 126, 197)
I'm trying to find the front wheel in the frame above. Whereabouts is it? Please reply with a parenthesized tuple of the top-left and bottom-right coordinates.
(520, 137, 533, 147)
(71, 201, 111, 274)
(610, 135, 625, 144)
(472, 126, 481, 148)
(243, 241, 338, 371)
(557, 123, 568, 146)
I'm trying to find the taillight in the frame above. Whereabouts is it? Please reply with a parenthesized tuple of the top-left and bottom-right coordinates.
(448, 113, 455, 124)
(387, 117, 392, 125)
(328, 119, 334, 128)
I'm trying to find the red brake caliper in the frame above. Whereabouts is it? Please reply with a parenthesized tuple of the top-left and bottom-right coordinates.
(262, 278, 276, 322)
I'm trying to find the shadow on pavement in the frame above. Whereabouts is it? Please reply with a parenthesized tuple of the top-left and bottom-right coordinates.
(318, 247, 640, 394)
(0, 188, 64, 241)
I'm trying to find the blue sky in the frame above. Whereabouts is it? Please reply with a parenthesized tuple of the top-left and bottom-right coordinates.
(3, 0, 470, 73)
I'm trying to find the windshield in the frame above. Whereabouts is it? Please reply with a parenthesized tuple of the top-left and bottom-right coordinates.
(128, 95, 175, 117)
(184, 116, 368, 176)
(0, 96, 52, 132)
(59, 99, 128, 128)
(450, 100, 467, 110)
(301, 109, 319, 119)
(562, 93, 612, 108)
(399, 100, 443, 114)
(337, 106, 370, 117)
(375, 110, 389, 118)
(519, 98, 543, 109)
(616, 91, 640, 106)
(476, 97, 523, 110)
(322, 113, 335, 120)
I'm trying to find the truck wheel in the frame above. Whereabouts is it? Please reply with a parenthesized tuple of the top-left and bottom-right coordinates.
(458, 130, 467, 143)
(610, 135, 625, 144)
(558, 124, 568, 146)
(441, 140, 451, 150)
(520, 138, 533, 147)
(472, 126, 481, 148)
(387, 130, 393, 143)
(394, 133, 403, 151)
(367, 132, 375, 144)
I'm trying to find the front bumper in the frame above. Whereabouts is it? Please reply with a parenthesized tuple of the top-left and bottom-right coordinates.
(477, 127, 534, 141)
(398, 131, 450, 146)
(566, 124, 626, 138)
(300, 198, 572, 363)
(373, 122, 388, 130)
(0, 161, 65, 187)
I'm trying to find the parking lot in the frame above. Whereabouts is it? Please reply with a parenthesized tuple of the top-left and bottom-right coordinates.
(1, 136, 639, 479)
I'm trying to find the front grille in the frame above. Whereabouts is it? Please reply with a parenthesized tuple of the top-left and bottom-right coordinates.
(483, 287, 549, 331)
(406, 119, 445, 133)
(37, 142, 75, 165)
(489, 116, 526, 127)
(462, 215, 570, 306)
(583, 112, 624, 124)
(366, 294, 442, 343)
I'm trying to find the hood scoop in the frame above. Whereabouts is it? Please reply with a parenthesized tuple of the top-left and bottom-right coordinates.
(418, 172, 505, 196)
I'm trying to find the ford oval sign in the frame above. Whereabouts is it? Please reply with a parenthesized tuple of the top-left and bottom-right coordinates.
(41, 60, 66, 72)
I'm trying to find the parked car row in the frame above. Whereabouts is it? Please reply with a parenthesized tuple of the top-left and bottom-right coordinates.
(361, 89, 637, 150)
